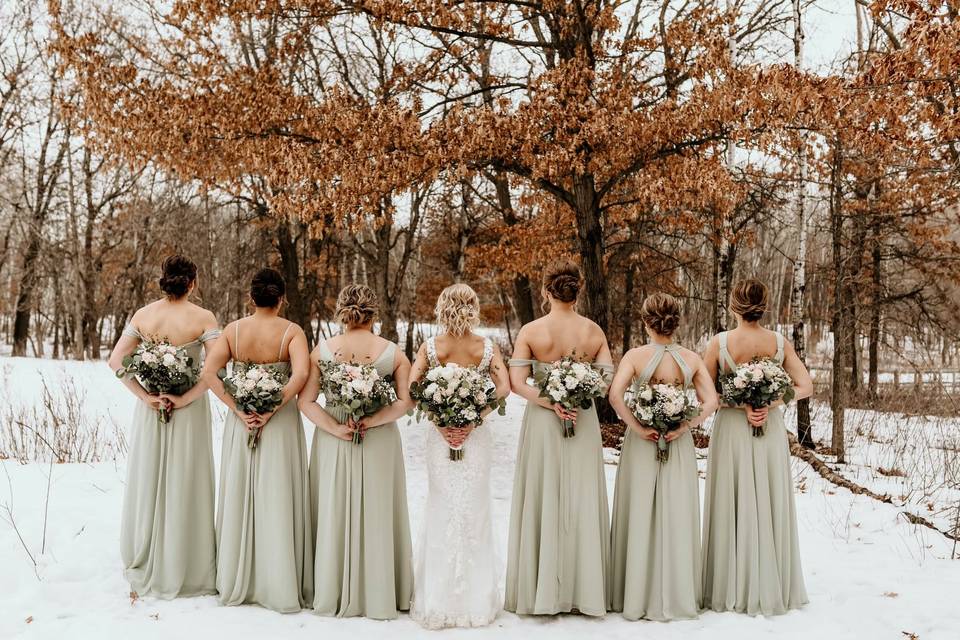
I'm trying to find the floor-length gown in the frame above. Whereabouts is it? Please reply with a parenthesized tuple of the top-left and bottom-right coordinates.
(504, 358, 612, 617)
(216, 323, 313, 613)
(120, 326, 220, 598)
(410, 337, 501, 629)
(310, 340, 413, 619)
(610, 344, 701, 621)
(701, 331, 808, 615)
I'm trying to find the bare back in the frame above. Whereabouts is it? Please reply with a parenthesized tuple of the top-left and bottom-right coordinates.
(626, 344, 700, 386)
(130, 298, 217, 346)
(721, 326, 781, 366)
(323, 330, 393, 365)
(431, 333, 487, 368)
(517, 312, 609, 363)
(228, 316, 296, 364)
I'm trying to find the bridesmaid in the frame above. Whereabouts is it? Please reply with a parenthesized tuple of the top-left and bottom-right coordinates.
(701, 279, 813, 615)
(202, 268, 313, 613)
(299, 284, 414, 619)
(110, 255, 219, 598)
(608, 293, 718, 621)
(505, 259, 613, 617)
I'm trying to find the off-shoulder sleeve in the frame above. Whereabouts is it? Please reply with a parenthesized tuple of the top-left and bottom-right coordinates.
(121, 324, 142, 339)
(508, 358, 538, 367)
(198, 328, 222, 344)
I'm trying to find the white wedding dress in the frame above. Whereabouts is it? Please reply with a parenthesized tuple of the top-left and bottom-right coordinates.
(410, 337, 502, 629)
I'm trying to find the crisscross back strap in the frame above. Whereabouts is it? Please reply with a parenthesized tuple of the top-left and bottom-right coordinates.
(718, 331, 738, 373)
(638, 343, 692, 387)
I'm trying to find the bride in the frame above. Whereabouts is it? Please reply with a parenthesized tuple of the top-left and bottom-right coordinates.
(408, 284, 511, 629)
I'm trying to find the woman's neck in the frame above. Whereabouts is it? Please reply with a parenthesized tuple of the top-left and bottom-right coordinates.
(253, 306, 280, 319)
(344, 324, 373, 335)
(548, 302, 576, 316)
(648, 333, 673, 345)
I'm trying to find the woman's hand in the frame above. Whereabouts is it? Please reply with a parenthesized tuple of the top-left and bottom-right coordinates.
(142, 393, 166, 411)
(159, 393, 189, 410)
(745, 406, 768, 427)
(664, 423, 689, 442)
(235, 409, 259, 429)
(632, 424, 660, 442)
(253, 410, 276, 428)
(330, 422, 355, 442)
(551, 404, 577, 423)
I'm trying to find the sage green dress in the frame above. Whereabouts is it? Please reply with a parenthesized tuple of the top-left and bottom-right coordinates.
(701, 331, 808, 615)
(309, 340, 413, 619)
(120, 326, 220, 598)
(216, 324, 313, 613)
(504, 359, 612, 617)
(610, 344, 701, 621)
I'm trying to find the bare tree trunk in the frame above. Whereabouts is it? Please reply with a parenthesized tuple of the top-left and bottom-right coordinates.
(622, 265, 634, 353)
(571, 175, 608, 334)
(829, 140, 848, 463)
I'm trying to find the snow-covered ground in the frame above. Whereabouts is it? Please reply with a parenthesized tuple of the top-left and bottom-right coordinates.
(1, 356, 959, 640)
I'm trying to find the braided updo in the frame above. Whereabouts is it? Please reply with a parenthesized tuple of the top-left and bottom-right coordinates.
(730, 278, 768, 322)
(542, 259, 581, 303)
(158, 255, 197, 299)
(640, 292, 681, 337)
(335, 284, 378, 327)
(435, 283, 480, 337)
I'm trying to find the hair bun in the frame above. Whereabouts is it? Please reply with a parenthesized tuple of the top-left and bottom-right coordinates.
(336, 285, 378, 327)
(640, 292, 682, 337)
(159, 255, 197, 298)
(730, 278, 768, 322)
(543, 260, 582, 304)
(250, 268, 286, 308)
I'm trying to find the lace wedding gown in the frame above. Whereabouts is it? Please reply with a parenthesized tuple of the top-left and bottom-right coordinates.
(410, 337, 501, 629)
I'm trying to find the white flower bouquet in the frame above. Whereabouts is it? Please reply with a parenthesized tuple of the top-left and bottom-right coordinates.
(317, 359, 398, 444)
(116, 340, 197, 423)
(532, 356, 609, 438)
(218, 363, 288, 448)
(624, 381, 701, 462)
(719, 357, 795, 436)
(410, 364, 505, 461)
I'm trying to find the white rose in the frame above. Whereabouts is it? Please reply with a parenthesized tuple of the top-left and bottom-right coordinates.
(640, 387, 653, 401)
(162, 353, 177, 366)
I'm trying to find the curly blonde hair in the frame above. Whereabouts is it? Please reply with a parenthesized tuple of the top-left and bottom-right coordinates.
(435, 283, 480, 337)
(335, 284, 378, 327)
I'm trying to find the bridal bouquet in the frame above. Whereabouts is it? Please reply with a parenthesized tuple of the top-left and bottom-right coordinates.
(317, 359, 398, 444)
(719, 358, 795, 437)
(218, 364, 288, 448)
(533, 356, 609, 438)
(410, 364, 505, 461)
(624, 381, 701, 462)
(116, 340, 197, 423)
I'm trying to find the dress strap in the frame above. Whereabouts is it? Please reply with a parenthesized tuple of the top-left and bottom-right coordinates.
(664, 344, 694, 387)
(775, 331, 785, 364)
(234, 321, 241, 361)
(426, 337, 441, 368)
(637, 345, 666, 384)
(121, 324, 142, 340)
(278, 322, 294, 361)
(478, 338, 494, 372)
(718, 331, 739, 373)
(508, 358, 538, 367)
(198, 328, 221, 344)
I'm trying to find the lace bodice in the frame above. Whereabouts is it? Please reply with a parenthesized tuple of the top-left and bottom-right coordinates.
(426, 336, 494, 371)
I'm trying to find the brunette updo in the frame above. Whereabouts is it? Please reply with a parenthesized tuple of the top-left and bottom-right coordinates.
(250, 268, 285, 308)
(542, 259, 581, 303)
(159, 255, 197, 299)
(640, 292, 681, 337)
(335, 284, 378, 327)
(435, 283, 480, 337)
(730, 278, 768, 322)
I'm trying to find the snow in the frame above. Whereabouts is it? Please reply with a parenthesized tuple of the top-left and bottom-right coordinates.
(1, 355, 959, 640)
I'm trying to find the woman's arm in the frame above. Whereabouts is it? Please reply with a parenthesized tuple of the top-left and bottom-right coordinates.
(362, 347, 415, 429)
(297, 346, 353, 440)
(108, 331, 164, 411)
(773, 339, 814, 406)
(666, 356, 719, 441)
(608, 351, 658, 442)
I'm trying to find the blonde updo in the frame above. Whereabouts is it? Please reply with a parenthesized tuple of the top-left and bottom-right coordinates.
(641, 292, 681, 337)
(435, 283, 480, 337)
(730, 278, 768, 322)
(335, 284, 378, 327)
